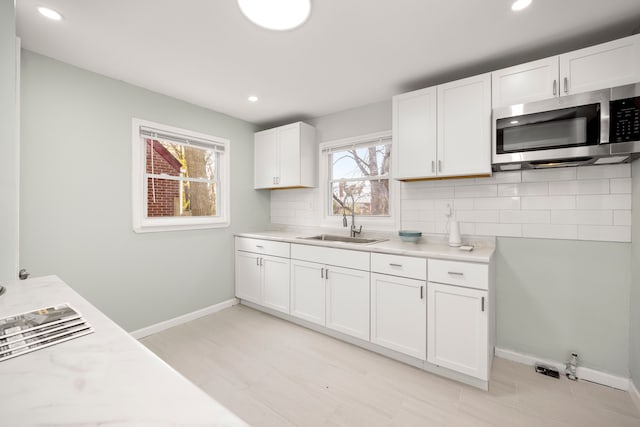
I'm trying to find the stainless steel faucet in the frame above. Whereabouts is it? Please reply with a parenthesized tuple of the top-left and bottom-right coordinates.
(344, 194, 362, 238)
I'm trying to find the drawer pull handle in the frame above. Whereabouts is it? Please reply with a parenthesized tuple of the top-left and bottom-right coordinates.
(255, 245, 264, 249)
(481, 296, 485, 312)
(389, 263, 403, 268)
(420, 286, 424, 300)
(448, 271, 464, 276)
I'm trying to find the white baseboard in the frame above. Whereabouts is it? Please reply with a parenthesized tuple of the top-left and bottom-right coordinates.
(130, 298, 239, 339)
(495, 347, 629, 391)
(630, 380, 640, 412)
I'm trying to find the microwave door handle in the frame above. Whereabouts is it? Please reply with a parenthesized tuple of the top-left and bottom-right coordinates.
(601, 98, 610, 144)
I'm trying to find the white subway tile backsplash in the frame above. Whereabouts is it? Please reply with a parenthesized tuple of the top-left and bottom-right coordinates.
(454, 184, 497, 198)
(474, 197, 521, 210)
(576, 163, 631, 179)
(613, 210, 632, 226)
(576, 194, 632, 210)
(453, 199, 475, 210)
(550, 210, 612, 225)
(500, 210, 550, 224)
(523, 224, 578, 240)
(610, 178, 632, 194)
(455, 210, 500, 223)
(521, 196, 576, 210)
(578, 225, 631, 242)
(498, 182, 549, 197)
(475, 171, 522, 184)
(475, 223, 522, 237)
(273, 168, 632, 243)
(522, 168, 576, 182)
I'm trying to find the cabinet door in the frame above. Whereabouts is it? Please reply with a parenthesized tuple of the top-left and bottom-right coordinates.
(427, 282, 488, 380)
(437, 73, 492, 177)
(235, 251, 261, 303)
(261, 255, 290, 314)
(560, 34, 640, 96)
(392, 87, 437, 180)
(290, 260, 325, 326)
(325, 266, 370, 341)
(491, 56, 559, 107)
(370, 273, 426, 360)
(276, 123, 301, 187)
(254, 128, 278, 189)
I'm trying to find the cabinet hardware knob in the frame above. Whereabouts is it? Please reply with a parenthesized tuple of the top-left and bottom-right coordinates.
(447, 271, 464, 276)
(325, 269, 329, 279)
(260, 258, 263, 266)
(256, 245, 264, 249)
(256, 257, 260, 266)
(321, 267, 324, 279)
(481, 296, 485, 312)
(420, 286, 424, 300)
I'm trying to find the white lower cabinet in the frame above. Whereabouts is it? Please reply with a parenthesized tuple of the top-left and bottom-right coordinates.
(325, 265, 370, 341)
(427, 282, 489, 380)
(235, 237, 291, 314)
(290, 259, 370, 340)
(235, 250, 262, 304)
(370, 273, 426, 360)
(290, 259, 326, 325)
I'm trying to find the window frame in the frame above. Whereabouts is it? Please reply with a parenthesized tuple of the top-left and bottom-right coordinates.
(319, 131, 399, 231)
(132, 118, 230, 233)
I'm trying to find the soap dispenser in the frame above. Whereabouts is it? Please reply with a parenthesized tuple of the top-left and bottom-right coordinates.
(448, 219, 462, 247)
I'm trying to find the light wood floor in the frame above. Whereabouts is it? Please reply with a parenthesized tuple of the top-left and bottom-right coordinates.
(141, 304, 640, 427)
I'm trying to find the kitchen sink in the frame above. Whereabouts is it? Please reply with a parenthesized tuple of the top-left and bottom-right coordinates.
(298, 234, 386, 244)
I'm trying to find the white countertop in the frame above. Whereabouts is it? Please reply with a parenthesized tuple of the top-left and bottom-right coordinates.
(0, 275, 248, 427)
(236, 230, 495, 263)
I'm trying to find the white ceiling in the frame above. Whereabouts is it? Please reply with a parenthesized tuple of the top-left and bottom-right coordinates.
(16, 0, 640, 128)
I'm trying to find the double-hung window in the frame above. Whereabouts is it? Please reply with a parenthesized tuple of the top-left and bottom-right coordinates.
(321, 131, 397, 229)
(132, 118, 230, 232)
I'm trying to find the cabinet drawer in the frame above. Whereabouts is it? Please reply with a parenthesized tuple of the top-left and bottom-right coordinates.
(236, 237, 290, 258)
(428, 259, 488, 290)
(291, 244, 369, 271)
(371, 253, 426, 280)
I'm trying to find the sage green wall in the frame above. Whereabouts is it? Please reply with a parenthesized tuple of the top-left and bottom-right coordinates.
(496, 237, 630, 375)
(308, 99, 391, 143)
(20, 51, 270, 331)
(0, 0, 18, 282)
(631, 160, 640, 382)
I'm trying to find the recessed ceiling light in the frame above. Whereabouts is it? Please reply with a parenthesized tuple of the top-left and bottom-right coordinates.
(37, 6, 63, 21)
(248, 95, 259, 102)
(511, 0, 532, 11)
(237, 0, 311, 31)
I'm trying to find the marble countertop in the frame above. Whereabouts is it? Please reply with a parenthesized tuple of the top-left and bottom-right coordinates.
(236, 230, 495, 263)
(0, 275, 248, 427)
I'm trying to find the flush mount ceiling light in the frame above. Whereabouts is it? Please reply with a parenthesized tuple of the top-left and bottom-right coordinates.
(37, 6, 63, 21)
(237, 0, 311, 31)
(511, 0, 532, 11)
(248, 95, 259, 102)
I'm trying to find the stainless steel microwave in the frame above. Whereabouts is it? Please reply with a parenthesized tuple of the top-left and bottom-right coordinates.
(492, 83, 640, 170)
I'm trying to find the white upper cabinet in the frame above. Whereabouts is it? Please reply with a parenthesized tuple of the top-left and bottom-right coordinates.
(392, 87, 437, 180)
(437, 73, 492, 177)
(491, 56, 559, 107)
(254, 122, 317, 189)
(492, 34, 640, 108)
(392, 73, 491, 180)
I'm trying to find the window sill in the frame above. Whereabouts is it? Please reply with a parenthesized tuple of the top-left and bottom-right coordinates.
(133, 218, 230, 233)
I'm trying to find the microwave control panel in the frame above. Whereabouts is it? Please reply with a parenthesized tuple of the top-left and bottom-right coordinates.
(610, 97, 640, 143)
